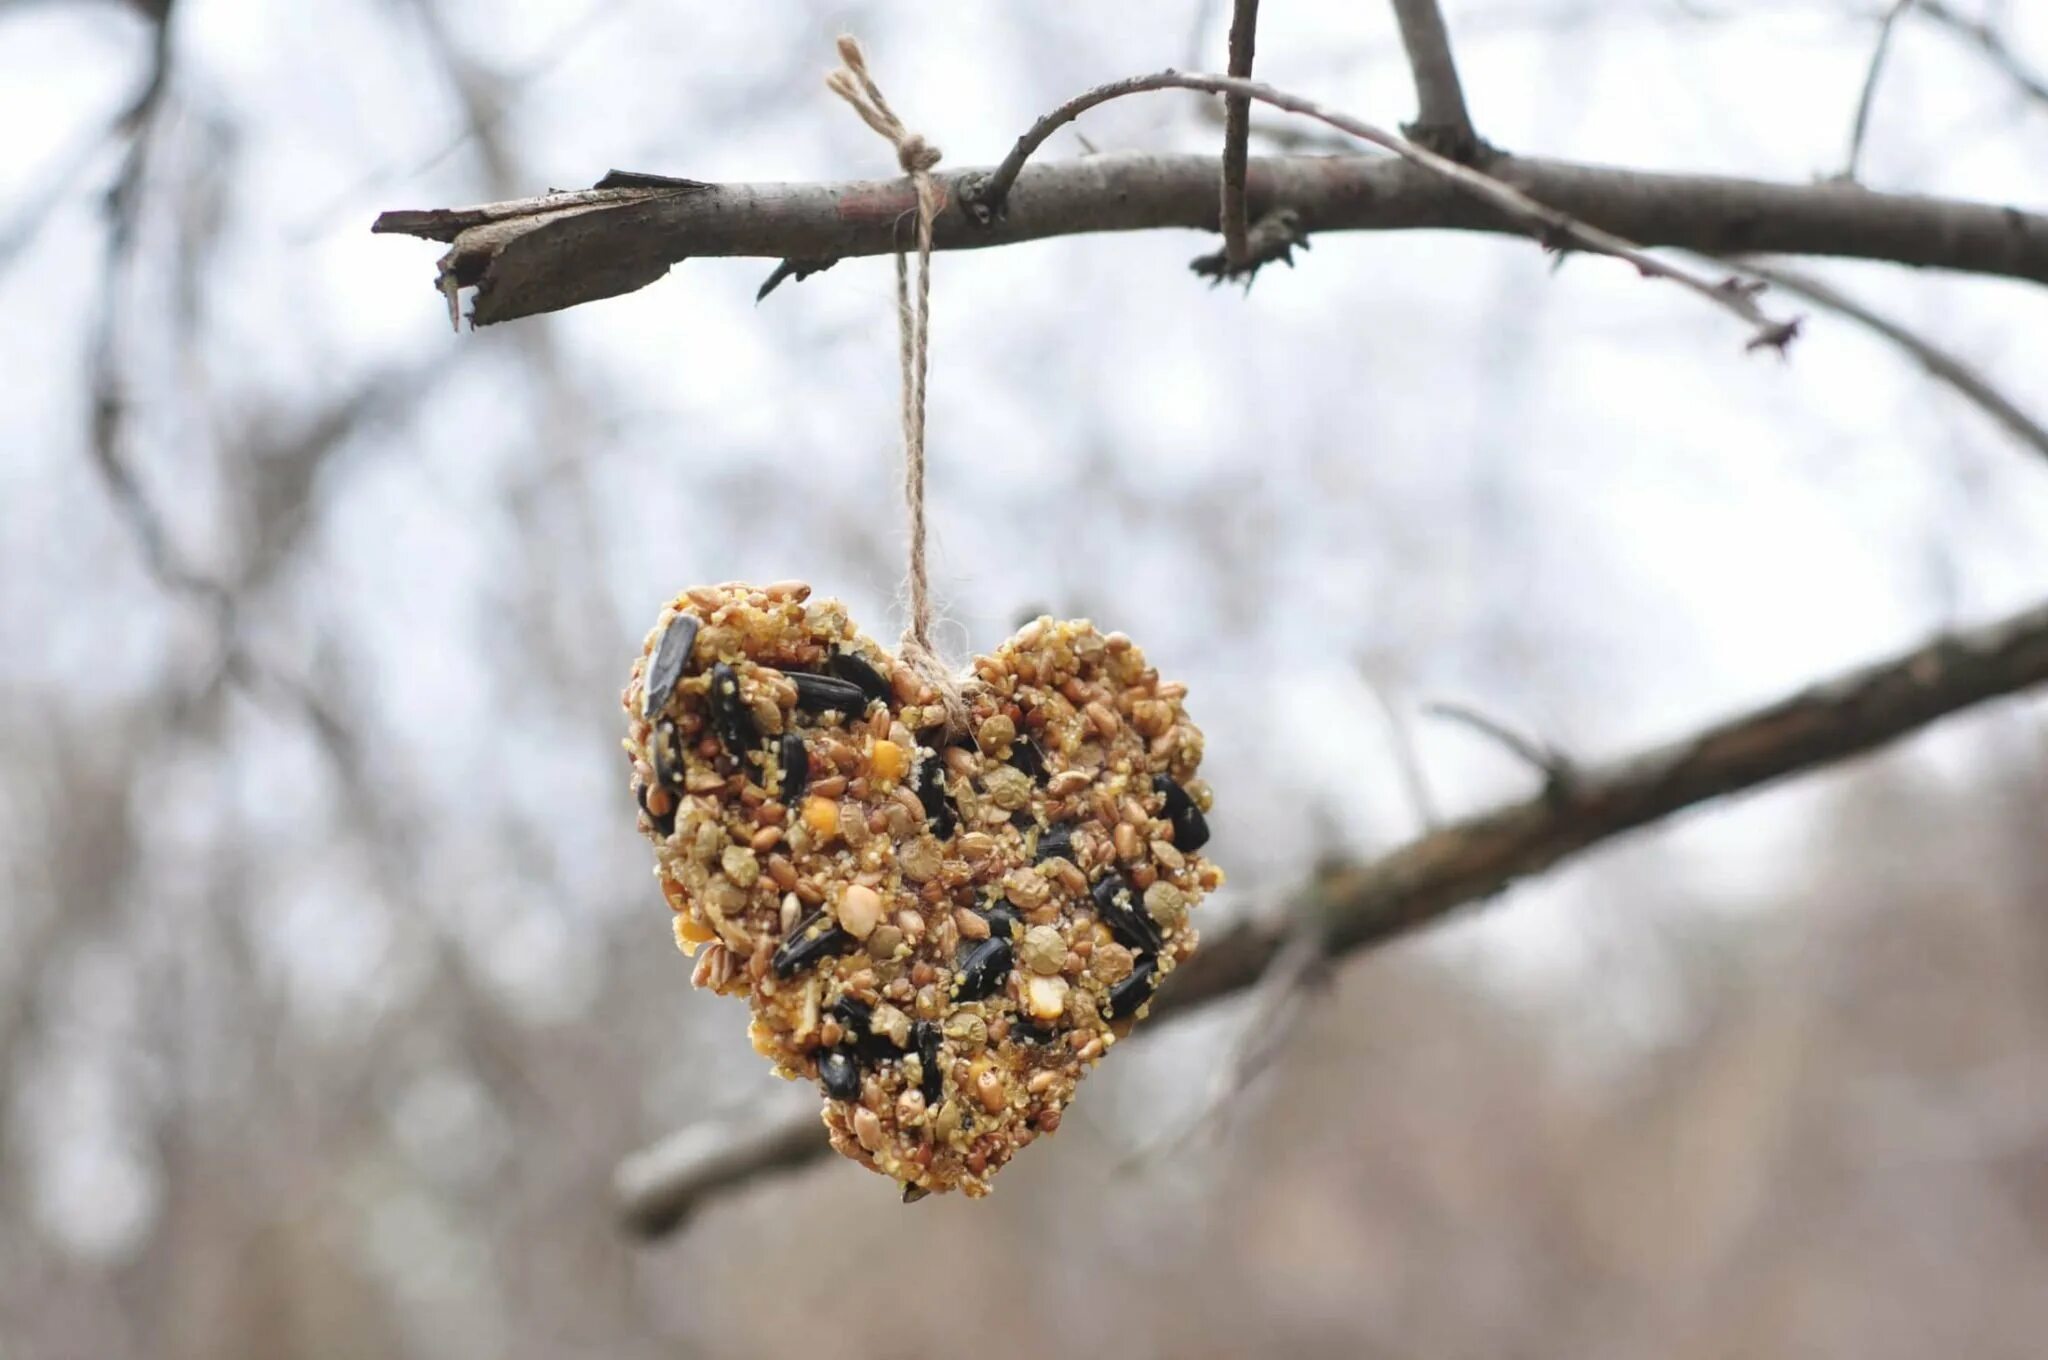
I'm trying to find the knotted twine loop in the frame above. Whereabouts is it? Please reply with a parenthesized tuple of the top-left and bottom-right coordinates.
(826, 36, 970, 739)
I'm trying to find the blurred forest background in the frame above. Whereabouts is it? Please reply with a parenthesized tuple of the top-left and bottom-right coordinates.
(5, 1, 2048, 1356)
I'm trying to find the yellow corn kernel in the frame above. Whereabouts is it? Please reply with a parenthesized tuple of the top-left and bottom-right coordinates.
(673, 913, 714, 956)
(802, 795, 840, 841)
(869, 738, 907, 783)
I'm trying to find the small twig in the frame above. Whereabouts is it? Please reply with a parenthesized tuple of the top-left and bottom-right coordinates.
(1425, 699, 1576, 798)
(1219, 0, 1261, 266)
(963, 71, 1802, 351)
(1388, 0, 1485, 161)
(755, 256, 838, 302)
(1844, 0, 1918, 182)
(1189, 206, 1309, 288)
(1362, 673, 1441, 833)
(1115, 916, 1328, 1173)
(1732, 257, 2048, 464)
(1918, 1, 2048, 113)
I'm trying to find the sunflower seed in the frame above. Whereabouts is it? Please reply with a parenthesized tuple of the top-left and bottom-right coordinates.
(982, 902, 1023, 942)
(914, 1020, 943, 1104)
(642, 612, 700, 719)
(1091, 873, 1163, 953)
(915, 755, 957, 838)
(709, 663, 761, 759)
(636, 783, 675, 837)
(778, 732, 808, 799)
(1034, 823, 1075, 864)
(651, 720, 687, 794)
(1154, 774, 1211, 851)
(819, 1046, 860, 1100)
(827, 650, 891, 707)
(1007, 737, 1047, 781)
(772, 908, 854, 978)
(791, 671, 868, 715)
(1105, 953, 1159, 1019)
(953, 935, 1013, 1001)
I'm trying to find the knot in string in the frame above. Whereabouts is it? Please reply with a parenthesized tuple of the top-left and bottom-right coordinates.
(826, 37, 968, 738)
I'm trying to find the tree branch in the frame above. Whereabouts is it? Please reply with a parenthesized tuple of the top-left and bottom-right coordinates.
(614, 596, 2048, 1238)
(375, 150, 2048, 328)
(1219, 0, 1260, 265)
(1843, 0, 1918, 182)
(1733, 257, 2048, 464)
(1389, 0, 1484, 160)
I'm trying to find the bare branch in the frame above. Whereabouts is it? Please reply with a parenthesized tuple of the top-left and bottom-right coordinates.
(375, 149, 2048, 327)
(965, 72, 1802, 348)
(1918, 0, 2048, 112)
(1844, 1, 1918, 182)
(1425, 699, 1575, 797)
(1733, 258, 2048, 463)
(614, 597, 2048, 1237)
(1389, 0, 1484, 160)
(1219, 0, 1261, 266)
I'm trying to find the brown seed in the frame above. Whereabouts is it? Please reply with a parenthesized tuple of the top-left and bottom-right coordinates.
(755, 801, 786, 826)
(974, 1066, 1007, 1114)
(1048, 770, 1091, 798)
(958, 832, 997, 861)
(1150, 839, 1185, 871)
(1130, 863, 1157, 891)
(976, 713, 1016, 756)
(1036, 1108, 1062, 1133)
(853, 1106, 885, 1152)
(944, 746, 977, 781)
(1052, 860, 1088, 896)
(897, 1089, 926, 1125)
(896, 908, 926, 943)
(767, 855, 798, 891)
(866, 924, 904, 960)
(871, 1001, 913, 1048)
(750, 826, 783, 853)
(1004, 869, 1050, 911)
(899, 836, 943, 883)
(810, 774, 848, 799)
(954, 907, 990, 940)
(764, 578, 812, 601)
(1113, 822, 1139, 861)
(795, 879, 825, 906)
(1026, 1069, 1058, 1095)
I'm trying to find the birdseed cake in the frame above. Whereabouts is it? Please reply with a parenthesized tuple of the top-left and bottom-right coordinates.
(620, 581, 1220, 1198)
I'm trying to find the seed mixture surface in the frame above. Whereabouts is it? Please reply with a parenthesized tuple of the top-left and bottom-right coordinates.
(621, 582, 1220, 1198)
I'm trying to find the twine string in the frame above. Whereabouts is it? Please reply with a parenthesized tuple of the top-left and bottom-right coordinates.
(825, 37, 967, 735)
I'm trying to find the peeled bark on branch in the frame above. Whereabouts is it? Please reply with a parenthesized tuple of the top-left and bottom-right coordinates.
(374, 152, 2048, 326)
(614, 597, 2048, 1238)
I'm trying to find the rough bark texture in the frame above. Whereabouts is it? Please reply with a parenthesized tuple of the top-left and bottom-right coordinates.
(373, 152, 2048, 326)
(613, 597, 2048, 1238)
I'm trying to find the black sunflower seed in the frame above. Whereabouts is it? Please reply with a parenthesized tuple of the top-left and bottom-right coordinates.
(914, 1020, 943, 1104)
(772, 909, 854, 979)
(791, 672, 869, 715)
(953, 935, 1013, 1001)
(827, 650, 891, 707)
(1105, 954, 1159, 1020)
(636, 783, 676, 837)
(778, 732, 808, 800)
(651, 719, 687, 795)
(1007, 738, 1047, 781)
(1011, 1018, 1055, 1045)
(1154, 774, 1211, 851)
(818, 1046, 860, 1100)
(982, 901, 1023, 941)
(832, 995, 902, 1060)
(709, 662, 761, 760)
(642, 612, 700, 719)
(1092, 872, 1163, 953)
(916, 755, 957, 838)
(1034, 822, 1075, 864)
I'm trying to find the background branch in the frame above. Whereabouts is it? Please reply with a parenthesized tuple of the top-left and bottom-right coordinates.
(1389, 0, 1484, 159)
(1733, 257, 2048, 463)
(1844, 1, 1918, 181)
(614, 596, 2048, 1237)
(1219, 0, 1260, 265)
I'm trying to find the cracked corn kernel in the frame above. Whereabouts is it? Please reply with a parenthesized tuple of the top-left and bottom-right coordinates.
(621, 583, 1217, 1199)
